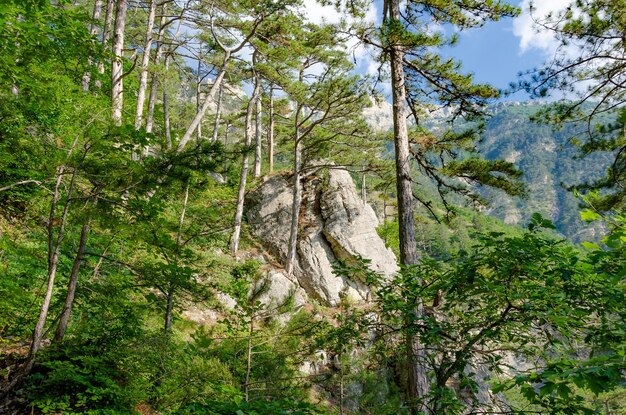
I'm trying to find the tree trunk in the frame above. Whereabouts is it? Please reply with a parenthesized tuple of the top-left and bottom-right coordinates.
(253, 79, 262, 177)
(387, 0, 430, 412)
(111, 0, 127, 125)
(285, 104, 302, 276)
(145, 2, 167, 134)
(361, 170, 367, 205)
(197, 59, 203, 140)
(3, 168, 76, 394)
(268, 86, 274, 173)
(134, 0, 157, 129)
(52, 211, 93, 343)
(163, 51, 172, 149)
(102, 0, 114, 45)
(177, 53, 230, 152)
(389, 0, 417, 267)
(82, 0, 102, 92)
(230, 65, 261, 255)
(164, 283, 175, 332)
(244, 315, 254, 402)
(211, 81, 224, 143)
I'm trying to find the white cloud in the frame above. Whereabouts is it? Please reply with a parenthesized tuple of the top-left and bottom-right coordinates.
(512, 0, 572, 55)
(302, 1, 343, 24)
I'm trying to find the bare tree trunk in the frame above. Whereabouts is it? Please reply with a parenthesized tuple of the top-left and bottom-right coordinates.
(244, 315, 254, 402)
(268, 86, 274, 173)
(53, 214, 92, 342)
(388, 0, 417, 267)
(224, 121, 231, 147)
(197, 60, 203, 140)
(2, 168, 77, 396)
(102, 0, 114, 45)
(361, 170, 367, 205)
(387, 1, 430, 412)
(134, 0, 157, 129)
(285, 138, 301, 276)
(163, 51, 172, 149)
(211, 81, 224, 143)
(177, 53, 230, 152)
(285, 103, 302, 276)
(164, 283, 175, 332)
(230, 65, 261, 255)
(82, 0, 102, 92)
(145, 2, 167, 134)
(253, 78, 262, 177)
(111, 0, 127, 125)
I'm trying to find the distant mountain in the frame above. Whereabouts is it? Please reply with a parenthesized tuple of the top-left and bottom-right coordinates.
(362, 100, 612, 242)
(477, 102, 611, 242)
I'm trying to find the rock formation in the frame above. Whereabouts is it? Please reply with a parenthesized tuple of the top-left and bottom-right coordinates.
(246, 169, 398, 306)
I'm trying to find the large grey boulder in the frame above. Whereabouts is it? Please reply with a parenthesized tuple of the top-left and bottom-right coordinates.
(246, 169, 398, 306)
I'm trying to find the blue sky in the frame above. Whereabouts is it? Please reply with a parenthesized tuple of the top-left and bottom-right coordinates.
(441, 18, 546, 98)
(302, 0, 572, 101)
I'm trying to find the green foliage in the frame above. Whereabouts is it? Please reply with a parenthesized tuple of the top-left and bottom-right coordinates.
(517, 0, 626, 211)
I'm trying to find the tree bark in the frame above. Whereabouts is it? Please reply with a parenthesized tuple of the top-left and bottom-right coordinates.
(267, 86, 274, 173)
(285, 103, 302, 276)
(2, 168, 76, 395)
(102, 0, 114, 45)
(177, 54, 230, 152)
(253, 79, 262, 177)
(134, 0, 157, 129)
(230, 63, 261, 255)
(388, 0, 417, 267)
(145, 2, 167, 134)
(387, 0, 430, 412)
(52, 205, 94, 343)
(244, 315, 254, 402)
(111, 0, 127, 125)
(163, 51, 172, 149)
(361, 169, 367, 205)
(82, 0, 102, 92)
(164, 283, 175, 332)
(211, 82, 224, 143)
(197, 59, 203, 140)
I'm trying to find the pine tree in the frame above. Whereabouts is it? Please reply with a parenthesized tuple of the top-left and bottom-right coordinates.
(518, 0, 626, 211)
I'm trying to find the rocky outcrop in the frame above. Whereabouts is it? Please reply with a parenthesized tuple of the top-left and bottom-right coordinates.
(246, 169, 397, 306)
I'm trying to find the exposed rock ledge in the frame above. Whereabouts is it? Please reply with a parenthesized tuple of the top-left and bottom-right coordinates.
(246, 169, 398, 306)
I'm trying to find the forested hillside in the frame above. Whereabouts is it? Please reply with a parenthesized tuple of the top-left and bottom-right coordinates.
(1, 1, 624, 415)
(480, 103, 612, 242)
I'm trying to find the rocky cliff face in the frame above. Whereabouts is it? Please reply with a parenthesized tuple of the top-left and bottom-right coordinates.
(246, 169, 398, 306)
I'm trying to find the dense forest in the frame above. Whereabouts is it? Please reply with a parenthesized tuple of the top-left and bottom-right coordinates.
(0, 0, 624, 414)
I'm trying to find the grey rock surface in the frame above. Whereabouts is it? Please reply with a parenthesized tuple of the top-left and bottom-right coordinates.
(246, 169, 398, 306)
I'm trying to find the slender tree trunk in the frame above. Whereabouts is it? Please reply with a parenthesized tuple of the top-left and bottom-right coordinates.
(2, 168, 77, 395)
(102, 0, 114, 45)
(163, 51, 172, 149)
(82, 0, 102, 92)
(387, 1, 430, 412)
(164, 283, 175, 332)
(197, 60, 203, 140)
(224, 121, 231, 147)
(231, 65, 261, 255)
(388, 0, 417, 267)
(253, 78, 262, 177)
(177, 53, 230, 152)
(52, 208, 94, 343)
(211, 81, 224, 143)
(268, 86, 274, 173)
(244, 315, 254, 402)
(285, 102, 302, 276)
(111, 0, 127, 125)
(146, 2, 167, 134)
(134, 0, 157, 129)
(361, 170, 367, 205)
